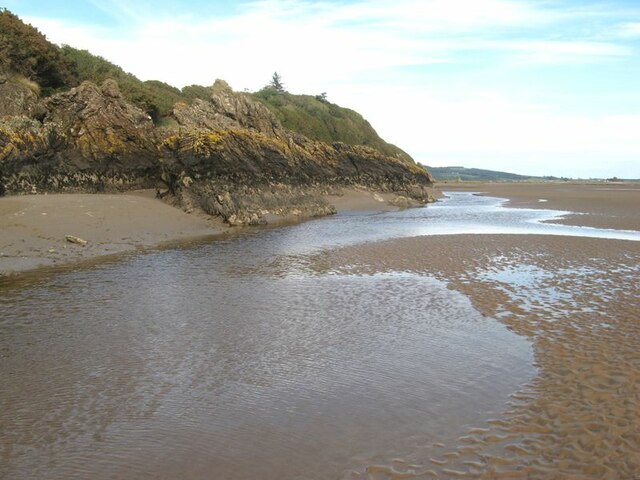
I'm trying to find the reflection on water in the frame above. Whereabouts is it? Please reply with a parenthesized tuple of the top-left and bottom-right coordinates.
(0, 268, 532, 479)
(1, 192, 637, 479)
(332, 192, 640, 242)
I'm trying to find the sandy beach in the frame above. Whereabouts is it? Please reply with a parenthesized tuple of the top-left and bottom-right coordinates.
(0, 190, 228, 276)
(0, 188, 411, 276)
(440, 181, 640, 231)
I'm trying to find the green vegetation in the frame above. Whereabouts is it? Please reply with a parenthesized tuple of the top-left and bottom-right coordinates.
(2, 9, 415, 159)
(181, 84, 214, 102)
(0, 8, 77, 93)
(253, 85, 413, 162)
(60, 46, 186, 122)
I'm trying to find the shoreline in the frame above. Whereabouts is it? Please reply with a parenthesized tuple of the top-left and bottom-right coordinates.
(3, 182, 639, 477)
(3, 182, 638, 278)
(0, 188, 411, 278)
(438, 181, 640, 231)
(0, 190, 227, 278)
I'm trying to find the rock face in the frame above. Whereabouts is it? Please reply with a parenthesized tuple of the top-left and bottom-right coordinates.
(41, 80, 157, 164)
(162, 86, 435, 224)
(1, 78, 435, 224)
(0, 80, 159, 193)
(173, 81, 284, 138)
(0, 75, 39, 118)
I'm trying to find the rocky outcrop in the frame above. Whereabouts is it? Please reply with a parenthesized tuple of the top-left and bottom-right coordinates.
(160, 86, 435, 224)
(0, 80, 160, 193)
(1, 78, 435, 224)
(0, 74, 39, 118)
(40, 80, 158, 166)
(173, 80, 284, 138)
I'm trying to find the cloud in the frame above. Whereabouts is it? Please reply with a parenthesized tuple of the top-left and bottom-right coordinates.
(25, 0, 633, 87)
(338, 84, 640, 177)
(617, 21, 640, 38)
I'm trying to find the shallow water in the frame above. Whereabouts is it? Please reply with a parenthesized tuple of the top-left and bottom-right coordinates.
(1, 193, 638, 479)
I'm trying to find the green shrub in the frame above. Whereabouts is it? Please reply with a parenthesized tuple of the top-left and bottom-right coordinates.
(60, 46, 185, 122)
(181, 84, 213, 102)
(0, 8, 77, 93)
(252, 88, 413, 162)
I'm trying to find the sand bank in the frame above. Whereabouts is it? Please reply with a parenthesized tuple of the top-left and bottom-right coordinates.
(0, 191, 227, 276)
(312, 233, 640, 478)
(0, 188, 418, 276)
(439, 181, 640, 231)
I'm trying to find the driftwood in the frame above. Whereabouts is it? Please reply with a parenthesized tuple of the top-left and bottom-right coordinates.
(65, 235, 88, 245)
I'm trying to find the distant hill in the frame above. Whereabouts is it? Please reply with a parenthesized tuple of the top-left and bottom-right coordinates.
(425, 166, 563, 182)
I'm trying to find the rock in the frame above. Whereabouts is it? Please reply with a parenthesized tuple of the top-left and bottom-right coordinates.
(172, 82, 284, 138)
(0, 76, 38, 117)
(65, 235, 88, 245)
(390, 195, 415, 209)
(161, 85, 435, 224)
(1, 75, 436, 226)
(1, 80, 160, 194)
(41, 80, 157, 165)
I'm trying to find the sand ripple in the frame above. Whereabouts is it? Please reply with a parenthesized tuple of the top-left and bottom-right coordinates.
(314, 234, 640, 479)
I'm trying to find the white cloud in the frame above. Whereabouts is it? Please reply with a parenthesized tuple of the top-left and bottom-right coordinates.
(617, 22, 640, 38)
(26, 0, 630, 88)
(504, 40, 630, 65)
(337, 84, 640, 177)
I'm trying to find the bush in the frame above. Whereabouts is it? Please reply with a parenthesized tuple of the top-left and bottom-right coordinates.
(252, 88, 413, 161)
(61, 46, 184, 122)
(0, 9, 77, 93)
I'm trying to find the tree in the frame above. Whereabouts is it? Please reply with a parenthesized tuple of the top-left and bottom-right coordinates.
(270, 72, 285, 94)
(315, 92, 328, 102)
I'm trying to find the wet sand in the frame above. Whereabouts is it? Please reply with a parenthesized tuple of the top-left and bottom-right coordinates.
(307, 185, 640, 478)
(0, 188, 410, 276)
(440, 181, 640, 231)
(0, 190, 226, 275)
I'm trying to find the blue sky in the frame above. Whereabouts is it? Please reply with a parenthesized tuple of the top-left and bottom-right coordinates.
(5, 0, 640, 178)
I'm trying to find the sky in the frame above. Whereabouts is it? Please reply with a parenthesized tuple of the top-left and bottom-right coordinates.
(4, 0, 640, 178)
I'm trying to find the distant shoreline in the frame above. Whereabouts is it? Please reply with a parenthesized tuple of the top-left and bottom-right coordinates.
(439, 181, 640, 231)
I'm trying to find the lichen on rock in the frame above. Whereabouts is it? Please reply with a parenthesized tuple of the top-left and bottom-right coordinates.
(1, 76, 435, 224)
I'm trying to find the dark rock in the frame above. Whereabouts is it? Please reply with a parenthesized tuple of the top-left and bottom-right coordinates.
(1, 80, 160, 194)
(160, 87, 435, 224)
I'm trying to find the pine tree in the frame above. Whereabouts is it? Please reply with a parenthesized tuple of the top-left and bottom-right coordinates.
(270, 72, 285, 94)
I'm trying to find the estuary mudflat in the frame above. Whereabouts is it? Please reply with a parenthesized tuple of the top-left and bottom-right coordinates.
(1, 184, 638, 479)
